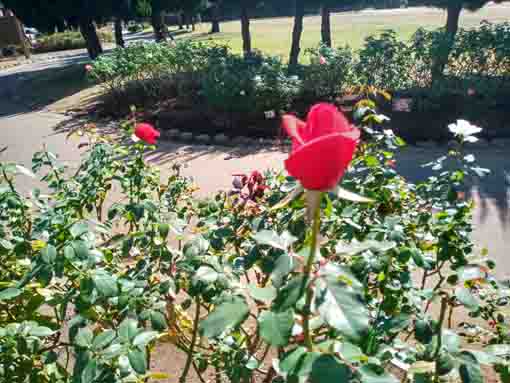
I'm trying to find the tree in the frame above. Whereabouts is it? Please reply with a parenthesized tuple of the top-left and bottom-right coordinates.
(209, 0, 222, 33)
(289, 0, 305, 72)
(409, 0, 507, 82)
(151, 0, 168, 42)
(321, 2, 332, 47)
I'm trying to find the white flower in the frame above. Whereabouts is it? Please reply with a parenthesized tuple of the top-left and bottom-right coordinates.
(264, 110, 276, 119)
(383, 129, 394, 137)
(253, 75, 262, 83)
(448, 120, 482, 142)
(240, 90, 246, 96)
(131, 134, 141, 143)
(464, 154, 476, 163)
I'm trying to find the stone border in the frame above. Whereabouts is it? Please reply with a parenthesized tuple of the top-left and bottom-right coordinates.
(160, 128, 509, 150)
(161, 128, 291, 148)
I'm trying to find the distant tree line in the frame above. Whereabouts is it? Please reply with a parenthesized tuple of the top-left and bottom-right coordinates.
(3, 0, 508, 83)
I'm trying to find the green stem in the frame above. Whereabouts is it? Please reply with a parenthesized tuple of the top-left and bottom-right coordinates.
(180, 296, 201, 383)
(302, 193, 322, 351)
(434, 295, 449, 383)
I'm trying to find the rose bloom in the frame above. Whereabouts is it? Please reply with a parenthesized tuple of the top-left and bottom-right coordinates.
(281, 103, 360, 190)
(133, 123, 160, 145)
(85, 64, 93, 72)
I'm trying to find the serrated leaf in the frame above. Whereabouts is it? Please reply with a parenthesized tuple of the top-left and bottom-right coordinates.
(253, 230, 297, 250)
(119, 318, 139, 342)
(314, 265, 368, 340)
(0, 287, 21, 301)
(70, 222, 89, 238)
(247, 284, 276, 304)
(133, 331, 158, 349)
(192, 266, 218, 286)
(128, 349, 147, 374)
(456, 287, 478, 310)
(92, 330, 116, 350)
(271, 253, 297, 288)
(151, 311, 167, 331)
(29, 326, 54, 337)
(41, 245, 56, 264)
(199, 295, 249, 338)
(93, 271, 118, 297)
(273, 275, 307, 312)
(336, 186, 374, 203)
(76, 327, 94, 348)
(271, 185, 304, 210)
(258, 309, 294, 347)
(82, 359, 98, 383)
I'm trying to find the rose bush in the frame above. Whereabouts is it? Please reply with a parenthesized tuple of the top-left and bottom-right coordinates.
(1, 99, 508, 383)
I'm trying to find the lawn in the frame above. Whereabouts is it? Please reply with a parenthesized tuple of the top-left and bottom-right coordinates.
(173, 4, 510, 61)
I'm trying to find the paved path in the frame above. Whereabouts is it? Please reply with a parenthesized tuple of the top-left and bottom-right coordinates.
(1, 52, 509, 279)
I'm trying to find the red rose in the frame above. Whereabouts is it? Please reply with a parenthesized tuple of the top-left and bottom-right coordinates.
(282, 103, 360, 191)
(134, 123, 160, 145)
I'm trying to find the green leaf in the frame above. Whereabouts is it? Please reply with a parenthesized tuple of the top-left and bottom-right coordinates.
(258, 309, 294, 347)
(310, 355, 351, 383)
(119, 318, 139, 342)
(442, 330, 460, 353)
(279, 347, 307, 376)
(15, 164, 36, 178)
(159, 223, 170, 239)
(459, 353, 483, 383)
(273, 275, 306, 312)
(93, 270, 118, 297)
(192, 266, 218, 286)
(271, 253, 297, 288)
(70, 221, 89, 238)
(0, 287, 22, 301)
(151, 311, 167, 331)
(29, 326, 54, 337)
(102, 343, 123, 360)
(253, 230, 297, 250)
(72, 240, 89, 260)
(92, 330, 116, 350)
(133, 331, 158, 349)
(199, 295, 249, 338)
(336, 186, 374, 203)
(270, 185, 304, 211)
(81, 359, 98, 383)
(335, 240, 396, 256)
(76, 327, 94, 348)
(315, 264, 369, 340)
(339, 342, 365, 363)
(365, 156, 380, 168)
(128, 349, 147, 374)
(455, 287, 478, 310)
(358, 365, 399, 383)
(41, 245, 57, 264)
(247, 284, 276, 304)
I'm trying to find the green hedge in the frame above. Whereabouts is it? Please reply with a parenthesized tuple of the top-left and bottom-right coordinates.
(33, 30, 114, 54)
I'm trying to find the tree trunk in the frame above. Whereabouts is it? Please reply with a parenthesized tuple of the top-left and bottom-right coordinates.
(321, 4, 332, 47)
(191, 16, 196, 32)
(178, 13, 184, 30)
(151, 0, 167, 42)
(210, 1, 221, 34)
(79, 17, 103, 59)
(114, 17, 125, 48)
(288, 0, 305, 72)
(432, 2, 462, 85)
(240, 0, 252, 56)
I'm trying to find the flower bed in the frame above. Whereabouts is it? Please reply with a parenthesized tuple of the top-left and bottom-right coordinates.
(1, 98, 508, 383)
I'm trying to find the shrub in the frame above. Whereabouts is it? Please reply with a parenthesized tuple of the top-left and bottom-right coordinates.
(33, 29, 113, 54)
(127, 23, 144, 33)
(1, 103, 507, 383)
(303, 44, 358, 101)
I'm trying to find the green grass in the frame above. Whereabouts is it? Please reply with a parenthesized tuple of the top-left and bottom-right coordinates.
(172, 4, 510, 61)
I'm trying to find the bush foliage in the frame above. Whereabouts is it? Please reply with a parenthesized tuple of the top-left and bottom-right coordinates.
(1, 100, 509, 383)
(34, 30, 114, 54)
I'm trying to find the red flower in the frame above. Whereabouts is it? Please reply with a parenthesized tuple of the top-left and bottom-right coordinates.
(319, 56, 327, 65)
(134, 123, 160, 145)
(282, 103, 360, 191)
